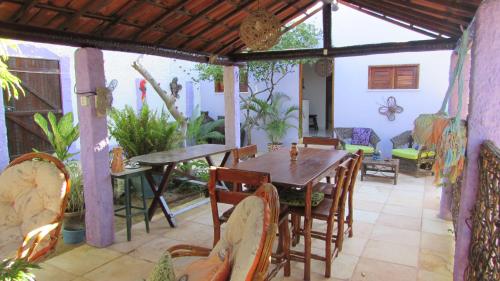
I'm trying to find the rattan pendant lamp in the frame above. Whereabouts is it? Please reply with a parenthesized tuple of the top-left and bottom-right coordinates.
(239, 1, 281, 51)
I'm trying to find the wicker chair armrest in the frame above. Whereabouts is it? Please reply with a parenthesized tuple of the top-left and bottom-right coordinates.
(17, 222, 60, 262)
(369, 130, 381, 148)
(167, 244, 211, 258)
(390, 130, 413, 148)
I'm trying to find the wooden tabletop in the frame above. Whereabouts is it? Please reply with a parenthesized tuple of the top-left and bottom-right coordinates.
(132, 144, 234, 166)
(233, 147, 348, 187)
(110, 166, 152, 177)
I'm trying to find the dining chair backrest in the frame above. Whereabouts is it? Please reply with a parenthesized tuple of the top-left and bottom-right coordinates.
(303, 137, 340, 149)
(328, 157, 355, 222)
(208, 167, 271, 243)
(232, 144, 258, 163)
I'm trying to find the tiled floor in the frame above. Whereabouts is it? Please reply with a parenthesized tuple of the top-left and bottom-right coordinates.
(33, 174, 454, 281)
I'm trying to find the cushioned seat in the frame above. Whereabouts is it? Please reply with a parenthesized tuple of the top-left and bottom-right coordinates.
(392, 148, 436, 160)
(0, 154, 69, 261)
(345, 144, 374, 155)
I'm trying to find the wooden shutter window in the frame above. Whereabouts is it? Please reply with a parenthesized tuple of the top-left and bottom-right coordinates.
(368, 65, 419, 89)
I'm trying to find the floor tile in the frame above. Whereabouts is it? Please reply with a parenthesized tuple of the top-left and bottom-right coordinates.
(422, 219, 454, 236)
(420, 232, 455, 255)
(417, 269, 452, 281)
(351, 257, 418, 281)
(382, 204, 422, 218)
(353, 210, 379, 224)
(418, 249, 453, 277)
(354, 200, 385, 212)
(109, 228, 160, 254)
(370, 225, 421, 247)
(376, 213, 422, 231)
(362, 240, 419, 267)
(341, 237, 368, 256)
(32, 263, 76, 281)
(45, 245, 122, 275)
(129, 236, 183, 263)
(83, 255, 154, 281)
(331, 253, 359, 279)
(350, 222, 375, 239)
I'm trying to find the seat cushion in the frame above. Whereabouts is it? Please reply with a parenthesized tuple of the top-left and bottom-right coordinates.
(392, 148, 436, 160)
(211, 193, 268, 281)
(0, 160, 66, 258)
(279, 189, 325, 207)
(345, 144, 374, 154)
(351, 128, 371, 146)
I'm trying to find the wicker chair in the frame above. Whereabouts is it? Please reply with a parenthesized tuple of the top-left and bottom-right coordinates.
(0, 153, 70, 262)
(390, 130, 435, 177)
(333, 127, 380, 156)
(149, 184, 281, 281)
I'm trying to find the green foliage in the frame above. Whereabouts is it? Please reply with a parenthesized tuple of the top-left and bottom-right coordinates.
(0, 39, 24, 100)
(33, 112, 80, 162)
(186, 114, 225, 145)
(176, 159, 210, 182)
(0, 258, 39, 281)
(65, 160, 84, 213)
(108, 104, 183, 158)
(254, 93, 298, 144)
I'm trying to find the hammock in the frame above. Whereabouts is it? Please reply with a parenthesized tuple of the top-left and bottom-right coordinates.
(413, 27, 472, 185)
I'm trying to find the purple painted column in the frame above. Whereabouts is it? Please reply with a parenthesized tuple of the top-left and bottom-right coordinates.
(0, 90, 9, 170)
(454, 1, 500, 280)
(75, 48, 114, 247)
(439, 50, 472, 220)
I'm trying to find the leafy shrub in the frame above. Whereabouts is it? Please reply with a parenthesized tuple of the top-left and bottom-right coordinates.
(186, 115, 225, 145)
(108, 104, 183, 157)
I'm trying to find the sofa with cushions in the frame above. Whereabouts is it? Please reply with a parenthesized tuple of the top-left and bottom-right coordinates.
(390, 130, 435, 177)
(334, 127, 380, 156)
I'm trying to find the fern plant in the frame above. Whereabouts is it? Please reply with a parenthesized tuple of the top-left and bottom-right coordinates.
(33, 112, 80, 162)
(186, 115, 225, 145)
(0, 258, 39, 281)
(254, 93, 299, 144)
(108, 104, 183, 157)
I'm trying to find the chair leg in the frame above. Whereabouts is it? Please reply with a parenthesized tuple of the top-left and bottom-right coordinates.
(291, 214, 301, 246)
(279, 217, 291, 277)
(325, 230, 333, 278)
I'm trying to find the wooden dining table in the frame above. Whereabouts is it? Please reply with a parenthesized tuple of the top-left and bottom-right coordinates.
(132, 144, 233, 227)
(233, 147, 348, 281)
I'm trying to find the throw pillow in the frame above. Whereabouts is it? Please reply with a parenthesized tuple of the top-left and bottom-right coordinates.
(351, 128, 372, 146)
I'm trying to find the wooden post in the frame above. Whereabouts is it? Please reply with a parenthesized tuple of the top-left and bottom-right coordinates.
(454, 1, 500, 280)
(223, 66, 240, 148)
(75, 48, 114, 247)
(323, 3, 333, 131)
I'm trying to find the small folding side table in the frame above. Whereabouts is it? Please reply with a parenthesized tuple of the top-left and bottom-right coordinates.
(111, 166, 152, 241)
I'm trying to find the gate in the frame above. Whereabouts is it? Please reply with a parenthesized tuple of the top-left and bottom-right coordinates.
(3, 57, 63, 160)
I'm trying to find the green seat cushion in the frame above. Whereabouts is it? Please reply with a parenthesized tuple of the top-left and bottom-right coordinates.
(280, 189, 325, 207)
(345, 144, 374, 154)
(392, 148, 436, 160)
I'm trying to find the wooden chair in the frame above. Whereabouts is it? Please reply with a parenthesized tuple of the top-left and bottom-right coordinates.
(313, 149, 364, 237)
(289, 157, 355, 278)
(152, 184, 280, 281)
(231, 144, 258, 192)
(208, 167, 291, 279)
(0, 153, 71, 262)
(303, 137, 341, 184)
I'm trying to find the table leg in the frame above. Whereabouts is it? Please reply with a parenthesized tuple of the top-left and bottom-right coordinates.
(140, 175, 150, 233)
(145, 163, 177, 227)
(124, 176, 132, 241)
(303, 182, 313, 281)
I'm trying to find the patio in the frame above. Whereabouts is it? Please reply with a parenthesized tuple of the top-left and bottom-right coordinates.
(33, 173, 454, 281)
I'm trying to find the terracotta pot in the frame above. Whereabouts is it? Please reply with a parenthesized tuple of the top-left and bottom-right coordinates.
(267, 143, 283, 152)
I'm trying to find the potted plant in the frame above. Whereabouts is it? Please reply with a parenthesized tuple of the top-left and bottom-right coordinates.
(33, 112, 84, 244)
(0, 258, 39, 281)
(253, 93, 299, 151)
(186, 113, 225, 146)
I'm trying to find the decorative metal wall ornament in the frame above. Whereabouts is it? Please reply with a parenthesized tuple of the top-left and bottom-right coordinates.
(96, 79, 117, 117)
(240, 9, 281, 51)
(314, 58, 334, 77)
(378, 96, 403, 121)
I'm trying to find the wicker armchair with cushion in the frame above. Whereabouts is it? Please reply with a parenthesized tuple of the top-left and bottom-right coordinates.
(147, 183, 280, 281)
(0, 153, 70, 262)
(333, 127, 380, 156)
(390, 130, 435, 177)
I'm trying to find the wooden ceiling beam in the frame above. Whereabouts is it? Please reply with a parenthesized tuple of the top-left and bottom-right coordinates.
(156, 0, 227, 45)
(0, 20, 236, 65)
(207, 0, 302, 54)
(58, 0, 112, 31)
(229, 38, 457, 61)
(380, 0, 470, 25)
(131, 0, 187, 40)
(421, 0, 479, 13)
(176, 0, 257, 49)
(346, 0, 460, 36)
(340, 1, 441, 38)
(220, 0, 319, 55)
(8, 0, 36, 23)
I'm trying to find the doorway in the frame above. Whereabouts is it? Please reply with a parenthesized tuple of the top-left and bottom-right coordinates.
(3, 57, 63, 160)
(299, 63, 335, 138)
